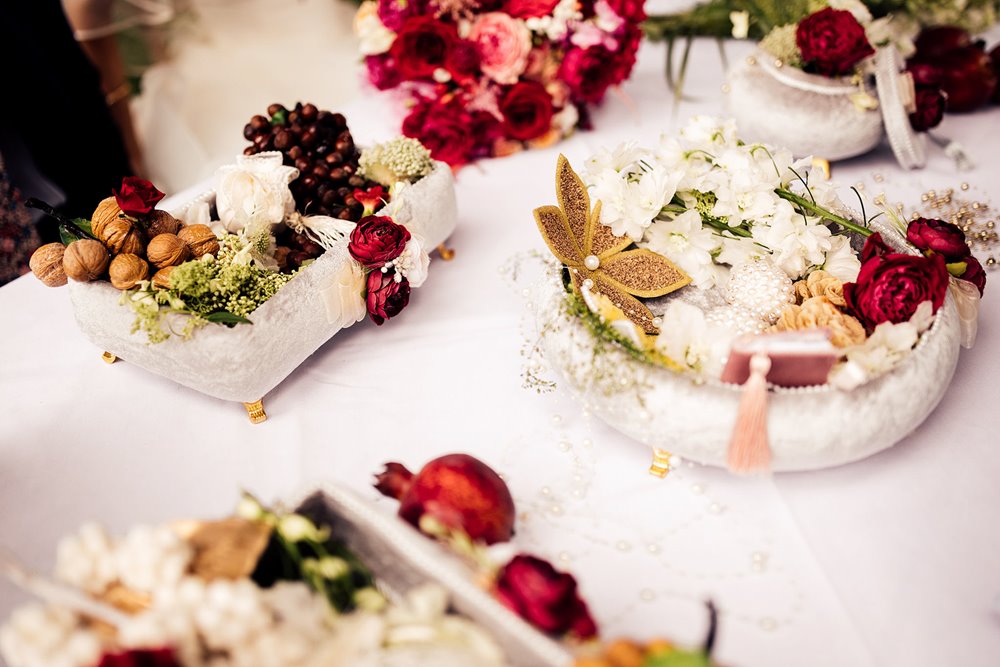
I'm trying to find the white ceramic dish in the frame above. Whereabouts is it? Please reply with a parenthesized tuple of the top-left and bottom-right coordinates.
(532, 219, 962, 472)
(67, 163, 457, 421)
(291, 484, 574, 667)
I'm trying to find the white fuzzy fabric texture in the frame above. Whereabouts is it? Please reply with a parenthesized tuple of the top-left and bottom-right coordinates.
(534, 220, 963, 472)
(726, 58, 884, 161)
(68, 163, 457, 403)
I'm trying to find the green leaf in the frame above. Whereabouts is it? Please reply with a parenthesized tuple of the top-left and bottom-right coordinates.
(58, 226, 77, 246)
(205, 311, 253, 326)
(270, 109, 288, 126)
(642, 649, 711, 667)
(72, 218, 94, 236)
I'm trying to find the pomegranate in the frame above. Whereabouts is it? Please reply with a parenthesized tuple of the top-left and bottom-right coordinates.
(374, 454, 516, 544)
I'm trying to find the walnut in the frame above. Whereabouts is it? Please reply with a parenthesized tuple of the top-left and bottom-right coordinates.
(146, 210, 182, 237)
(29, 243, 68, 287)
(151, 266, 175, 290)
(63, 239, 110, 282)
(793, 270, 846, 306)
(109, 253, 149, 290)
(771, 296, 866, 348)
(147, 233, 191, 269)
(99, 218, 145, 257)
(177, 224, 220, 258)
(91, 196, 122, 239)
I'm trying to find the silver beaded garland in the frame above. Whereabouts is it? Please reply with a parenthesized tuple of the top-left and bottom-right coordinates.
(724, 257, 794, 325)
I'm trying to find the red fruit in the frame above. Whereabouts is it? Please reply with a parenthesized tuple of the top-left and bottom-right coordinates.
(936, 47, 997, 112)
(374, 454, 516, 544)
(914, 26, 972, 59)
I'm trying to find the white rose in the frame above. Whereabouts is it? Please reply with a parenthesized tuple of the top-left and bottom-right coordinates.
(354, 2, 395, 56)
(216, 153, 298, 233)
(321, 258, 368, 330)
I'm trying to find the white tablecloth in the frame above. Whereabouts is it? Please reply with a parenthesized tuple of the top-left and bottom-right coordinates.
(2, 37, 999, 667)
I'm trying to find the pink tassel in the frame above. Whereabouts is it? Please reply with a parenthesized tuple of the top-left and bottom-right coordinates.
(727, 353, 772, 474)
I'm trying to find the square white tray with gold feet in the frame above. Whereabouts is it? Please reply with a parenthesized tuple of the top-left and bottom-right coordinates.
(68, 163, 457, 423)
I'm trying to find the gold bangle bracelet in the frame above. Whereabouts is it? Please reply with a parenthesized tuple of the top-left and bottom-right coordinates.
(105, 81, 132, 106)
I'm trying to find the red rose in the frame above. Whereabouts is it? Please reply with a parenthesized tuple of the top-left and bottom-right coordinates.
(603, 0, 646, 22)
(96, 648, 180, 667)
(909, 86, 946, 132)
(366, 270, 410, 325)
(495, 554, 598, 639)
(505, 0, 559, 18)
(914, 26, 972, 60)
(365, 54, 402, 91)
(906, 217, 970, 261)
(795, 8, 874, 77)
(349, 215, 410, 267)
(991, 44, 1000, 103)
(402, 97, 500, 167)
(377, 0, 426, 32)
(560, 46, 619, 103)
(957, 255, 987, 296)
(113, 177, 164, 218)
(933, 47, 997, 112)
(843, 233, 950, 329)
(390, 17, 460, 81)
(500, 81, 555, 141)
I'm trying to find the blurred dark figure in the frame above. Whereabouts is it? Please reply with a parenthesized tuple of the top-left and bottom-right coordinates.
(0, 0, 133, 250)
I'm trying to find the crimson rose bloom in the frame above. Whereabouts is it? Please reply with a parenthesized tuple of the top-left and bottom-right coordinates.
(377, 0, 425, 32)
(495, 554, 598, 639)
(844, 233, 950, 329)
(603, 0, 646, 22)
(114, 177, 164, 217)
(365, 54, 402, 91)
(506, 0, 559, 18)
(403, 97, 500, 166)
(959, 255, 987, 295)
(560, 46, 619, 103)
(390, 17, 459, 81)
(349, 215, 410, 267)
(366, 270, 410, 325)
(97, 648, 180, 667)
(909, 86, 946, 132)
(500, 81, 555, 141)
(906, 217, 970, 261)
(796, 8, 874, 77)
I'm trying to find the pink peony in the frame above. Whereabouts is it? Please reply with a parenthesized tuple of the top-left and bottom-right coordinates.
(469, 13, 532, 85)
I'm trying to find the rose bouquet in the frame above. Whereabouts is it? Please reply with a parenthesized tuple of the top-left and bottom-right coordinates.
(354, 0, 645, 167)
(27, 107, 458, 421)
(526, 117, 985, 472)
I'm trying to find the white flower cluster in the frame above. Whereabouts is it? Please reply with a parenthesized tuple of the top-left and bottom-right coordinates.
(582, 116, 862, 289)
(830, 301, 935, 390)
(1, 523, 507, 667)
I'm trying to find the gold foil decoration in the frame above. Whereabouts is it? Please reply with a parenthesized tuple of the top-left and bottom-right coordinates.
(174, 518, 273, 581)
(534, 155, 691, 334)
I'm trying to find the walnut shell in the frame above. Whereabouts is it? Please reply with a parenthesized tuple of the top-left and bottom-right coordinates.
(100, 218, 145, 257)
(146, 210, 182, 237)
(151, 266, 175, 290)
(91, 196, 122, 239)
(177, 224, 220, 258)
(63, 239, 110, 282)
(147, 233, 190, 269)
(29, 243, 68, 287)
(109, 253, 150, 290)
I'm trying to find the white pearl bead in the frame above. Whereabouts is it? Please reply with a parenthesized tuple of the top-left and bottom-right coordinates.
(584, 254, 600, 270)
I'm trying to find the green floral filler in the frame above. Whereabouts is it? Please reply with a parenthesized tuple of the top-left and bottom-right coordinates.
(759, 23, 803, 67)
(358, 136, 434, 187)
(124, 234, 295, 344)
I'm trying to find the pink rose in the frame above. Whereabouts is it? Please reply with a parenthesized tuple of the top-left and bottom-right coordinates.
(469, 13, 532, 85)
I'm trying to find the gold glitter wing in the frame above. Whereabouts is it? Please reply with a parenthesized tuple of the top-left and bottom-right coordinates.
(534, 155, 692, 334)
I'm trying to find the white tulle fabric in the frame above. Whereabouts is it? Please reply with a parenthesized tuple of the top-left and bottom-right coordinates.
(67, 163, 457, 403)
